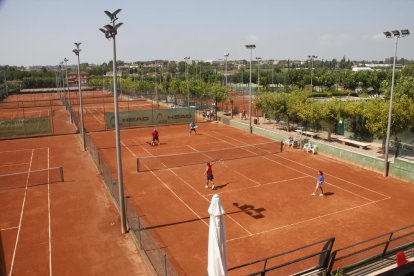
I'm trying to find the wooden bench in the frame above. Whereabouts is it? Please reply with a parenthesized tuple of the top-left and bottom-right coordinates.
(295, 129, 319, 138)
(338, 138, 371, 149)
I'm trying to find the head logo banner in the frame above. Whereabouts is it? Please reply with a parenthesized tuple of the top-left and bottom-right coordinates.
(105, 107, 195, 128)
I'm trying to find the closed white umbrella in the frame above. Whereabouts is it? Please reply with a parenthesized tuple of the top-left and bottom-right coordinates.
(208, 194, 227, 276)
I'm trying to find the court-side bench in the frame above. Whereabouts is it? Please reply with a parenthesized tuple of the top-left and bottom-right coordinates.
(338, 137, 371, 150)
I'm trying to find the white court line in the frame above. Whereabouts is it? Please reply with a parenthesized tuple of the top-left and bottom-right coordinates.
(122, 140, 209, 227)
(227, 197, 390, 242)
(9, 149, 34, 276)
(89, 108, 105, 125)
(47, 147, 52, 276)
(208, 131, 381, 202)
(0, 147, 49, 154)
(1, 226, 18, 231)
(0, 162, 30, 168)
(206, 175, 311, 196)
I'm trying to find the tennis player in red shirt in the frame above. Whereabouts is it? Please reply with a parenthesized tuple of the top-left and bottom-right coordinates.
(151, 128, 159, 146)
(204, 161, 218, 190)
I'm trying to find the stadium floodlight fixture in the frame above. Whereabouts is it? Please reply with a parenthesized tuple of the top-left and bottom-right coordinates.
(73, 42, 85, 151)
(100, 9, 126, 234)
(391, 30, 401, 36)
(245, 44, 256, 134)
(383, 31, 392, 38)
(382, 29, 410, 176)
(104, 9, 122, 22)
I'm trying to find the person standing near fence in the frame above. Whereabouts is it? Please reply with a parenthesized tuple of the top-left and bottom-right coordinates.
(312, 170, 325, 196)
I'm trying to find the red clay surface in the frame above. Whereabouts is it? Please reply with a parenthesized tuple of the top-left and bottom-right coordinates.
(0, 92, 151, 276)
(89, 122, 414, 275)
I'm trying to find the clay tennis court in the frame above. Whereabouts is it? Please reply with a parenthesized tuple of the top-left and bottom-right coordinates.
(0, 92, 150, 275)
(89, 121, 414, 275)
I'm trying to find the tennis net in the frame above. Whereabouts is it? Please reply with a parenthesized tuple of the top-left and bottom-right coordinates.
(137, 141, 281, 172)
(0, 167, 64, 191)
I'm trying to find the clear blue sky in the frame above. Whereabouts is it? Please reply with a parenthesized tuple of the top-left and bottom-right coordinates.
(0, 0, 413, 67)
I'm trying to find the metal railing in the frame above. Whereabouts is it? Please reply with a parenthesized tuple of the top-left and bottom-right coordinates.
(228, 237, 335, 275)
(327, 223, 414, 274)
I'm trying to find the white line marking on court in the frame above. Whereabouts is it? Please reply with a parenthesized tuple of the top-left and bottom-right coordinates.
(123, 140, 209, 227)
(0, 147, 49, 154)
(89, 108, 104, 125)
(227, 197, 390, 242)
(9, 149, 34, 276)
(47, 147, 52, 276)
(209, 131, 381, 202)
(272, 153, 390, 199)
(206, 175, 311, 196)
(0, 162, 30, 168)
(0, 226, 18, 231)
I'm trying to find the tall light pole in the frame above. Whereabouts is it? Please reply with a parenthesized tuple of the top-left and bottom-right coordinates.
(184, 56, 190, 107)
(3, 70, 8, 95)
(245, 45, 256, 134)
(73, 42, 86, 151)
(99, 9, 127, 234)
(383, 29, 410, 176)
(64, 58, 69, 100)
(308, 55, 317, 90)
(224, 53, 230, 87)
(255, 57, 261, 87)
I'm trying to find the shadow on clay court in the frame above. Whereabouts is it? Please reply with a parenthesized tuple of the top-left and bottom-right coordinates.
(233, 202, 266, 219)
(144, 209, 246, 230)
(212, 183, 228, 190)
(324, 192, 335, 196)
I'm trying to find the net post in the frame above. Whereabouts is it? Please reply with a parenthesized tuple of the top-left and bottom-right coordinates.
(59, 167, 64, 182)
(280, 140, 283, 153)
(136, 158, 140, 172)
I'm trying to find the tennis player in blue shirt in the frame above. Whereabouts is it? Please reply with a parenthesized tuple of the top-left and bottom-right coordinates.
(312, 170, 325, 196)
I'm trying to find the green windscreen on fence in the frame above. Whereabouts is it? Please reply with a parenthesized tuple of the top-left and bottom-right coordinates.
(104, 107, 196, 129)
(0, 116, 51, 138)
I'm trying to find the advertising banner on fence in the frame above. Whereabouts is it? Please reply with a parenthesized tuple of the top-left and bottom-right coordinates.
(104, 107, 196, 129)
(0, 116, 51, 138)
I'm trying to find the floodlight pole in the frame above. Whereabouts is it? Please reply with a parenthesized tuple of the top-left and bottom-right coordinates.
(245, 45, 256, 134)
(64, 58, 69, 102)
(256, 57, 261, 87)
(3, 70, 8, 95)
(308, 55, 317, 90)
(101, 9, 127, 234)
(184, 56, 190, 107)
(73, 43, 86, 151)
(224, 53, 229, 87)
(383, 29, 409, 176)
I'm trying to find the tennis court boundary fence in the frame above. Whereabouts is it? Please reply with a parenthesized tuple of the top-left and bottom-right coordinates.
(84, 134, 181, 276)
